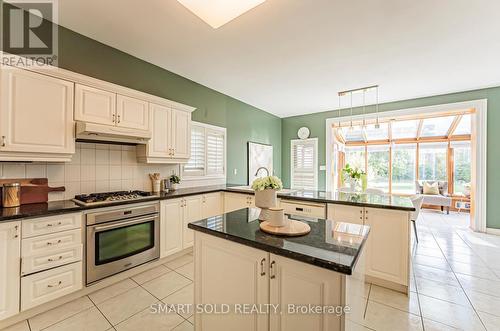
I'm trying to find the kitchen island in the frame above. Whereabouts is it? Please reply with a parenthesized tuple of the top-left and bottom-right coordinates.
(188, 208, 370, 331)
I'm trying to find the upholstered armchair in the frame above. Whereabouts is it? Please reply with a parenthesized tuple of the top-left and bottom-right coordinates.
(415, 180, 452, 214)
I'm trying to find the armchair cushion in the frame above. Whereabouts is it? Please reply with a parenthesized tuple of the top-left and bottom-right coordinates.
(416, 180, 448, 195)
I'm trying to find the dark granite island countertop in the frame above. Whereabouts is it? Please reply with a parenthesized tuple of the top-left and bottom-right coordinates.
(188, 208, 370, 275)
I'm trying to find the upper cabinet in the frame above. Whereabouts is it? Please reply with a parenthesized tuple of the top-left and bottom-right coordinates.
(75, 84, 116, 125)
(116, 95, 149, 131)
(0, 66, 75, 161)
(137, 103, 193, 163)
(75, 84, 150, 131)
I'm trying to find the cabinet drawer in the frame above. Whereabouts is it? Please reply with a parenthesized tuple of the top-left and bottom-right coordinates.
(21, 244, 83, 275)
(22, 229, 82, 256)
(281, 200, 326, 218)
(22, 213, 82, 238)
(21, 262, 83, 311)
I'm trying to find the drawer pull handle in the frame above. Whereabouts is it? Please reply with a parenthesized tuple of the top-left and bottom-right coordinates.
(260, 258, 266, 276)
(1, 135, 6, 147)
(270, 261, 276, 279)
(47, 281, 62, 288)
(48, 256, 63, 262)
(47, 240, 62, 246)
(47, 222, 62, 227)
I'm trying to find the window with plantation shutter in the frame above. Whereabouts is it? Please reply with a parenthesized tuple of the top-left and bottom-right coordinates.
(184, 125, 206, 176)
(206, 130, 225, 175)
(291, 138, 318, 190)
(183, 122, 226, 179)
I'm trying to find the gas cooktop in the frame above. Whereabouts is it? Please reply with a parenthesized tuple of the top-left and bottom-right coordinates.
(73, 190, 154, 206)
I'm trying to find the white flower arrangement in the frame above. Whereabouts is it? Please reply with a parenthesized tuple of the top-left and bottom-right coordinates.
(251, 176, 283, 191)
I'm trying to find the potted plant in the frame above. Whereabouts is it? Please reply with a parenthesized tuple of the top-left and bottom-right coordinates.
(342, 164, 366, 191)
(251, 176, 283, 208)
(169, 174, 180, 190)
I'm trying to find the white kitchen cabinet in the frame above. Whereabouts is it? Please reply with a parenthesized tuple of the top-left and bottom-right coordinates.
(364, 207, 409, 289)
(21, 262, 83, 311)
(75, 84, 116, 125)
(224, 192, 254, 213)
(194, 232, 269, 331)
(171, 109, 191, 159)
(160, 195, 204, 256)
(160, 199, 184, 258)
(0, 66, 74, 161)
(116, 94, 149, 131)
(147, 103, 171, 158)
(183, 196, 203, 249)
(269, 254, 342, 331)
(327, 204, 364, 225)
(137, 105, 192, 163)
(202, 192, 224, 218)
(0, 222, 20, 321)
(326, 204, 410, 293)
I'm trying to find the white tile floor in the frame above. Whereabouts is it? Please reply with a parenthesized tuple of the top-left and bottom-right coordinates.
(3, 254, 194, 331)
(4, 210, 500, 331)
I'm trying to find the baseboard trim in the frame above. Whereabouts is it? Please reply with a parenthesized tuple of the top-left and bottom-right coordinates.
(486, 227, 500, 235)
(365, 275, 409, 295)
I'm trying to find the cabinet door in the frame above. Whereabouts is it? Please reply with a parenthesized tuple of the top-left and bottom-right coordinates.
(269, 254, 343, 331)
(202, 193, 224, 218)
(224, 193, 251, 213)
(0, 222, 20, 320)
(364, 207, 409, 286)
(194, 232, 268, 331)
(0, 67, 74, 154)
(160, 199, 183, 258)
(171, 109, 191, 159)
(183, 196, 203, 248)
(116, 94, 149, 131)
(148, 103, 172, 157)
(74, 84, 116, 125)
(327, 204, 364, 225)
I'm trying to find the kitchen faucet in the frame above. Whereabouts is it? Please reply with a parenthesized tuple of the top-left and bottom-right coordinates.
(255, 166, 270, 177)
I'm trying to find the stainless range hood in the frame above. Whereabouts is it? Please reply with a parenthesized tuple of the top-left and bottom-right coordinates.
(76, 122, 151, 145)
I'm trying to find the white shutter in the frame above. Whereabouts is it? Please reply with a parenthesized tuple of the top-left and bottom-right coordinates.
(206, 129, 225, 175)
(291, 138, 318, 190)
(184, 125, 206, 176)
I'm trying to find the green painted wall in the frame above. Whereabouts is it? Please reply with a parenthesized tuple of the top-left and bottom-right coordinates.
(281, 87, 500, 228)
(55, 27, 281, 185)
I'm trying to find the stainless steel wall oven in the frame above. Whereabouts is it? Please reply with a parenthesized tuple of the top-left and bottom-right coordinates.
(86, 202, 160, 284)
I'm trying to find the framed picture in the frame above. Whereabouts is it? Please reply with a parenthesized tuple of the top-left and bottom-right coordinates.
(247, 142, 273, 185)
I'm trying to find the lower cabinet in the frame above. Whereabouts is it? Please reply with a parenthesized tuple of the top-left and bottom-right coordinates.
(364, 207, 409, 288)
(194, 232, 345, 331)
(160, 193, 224, 258)
(224, 192, 254, 213)
(0, 222, 21, 320)
(21, 262, 83, 311)
(327, 204, 410, 292)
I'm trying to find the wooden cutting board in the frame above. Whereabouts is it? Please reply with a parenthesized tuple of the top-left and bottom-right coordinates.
(0, 178, 65, 205)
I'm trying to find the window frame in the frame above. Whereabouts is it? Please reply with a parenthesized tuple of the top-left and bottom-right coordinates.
(182, 121, 226, 181)
(290, 138, 318, 190)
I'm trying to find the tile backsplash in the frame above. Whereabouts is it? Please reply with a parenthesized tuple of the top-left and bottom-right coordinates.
(0, 142, 179, 201)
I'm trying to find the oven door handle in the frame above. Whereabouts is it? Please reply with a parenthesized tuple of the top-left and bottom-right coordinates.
(93, 215, 158, 232)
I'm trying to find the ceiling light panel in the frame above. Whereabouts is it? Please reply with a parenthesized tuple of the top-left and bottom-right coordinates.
(177, 0, 265, 28)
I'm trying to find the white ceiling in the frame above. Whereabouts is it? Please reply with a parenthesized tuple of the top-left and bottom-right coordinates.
(58, 0, 500, 118)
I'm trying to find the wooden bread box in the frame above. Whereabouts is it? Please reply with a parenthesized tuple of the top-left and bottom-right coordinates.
(0, 178, 65, 206)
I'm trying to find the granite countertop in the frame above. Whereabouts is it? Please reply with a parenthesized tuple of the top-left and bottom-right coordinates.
(188, 208, 370, 275)
(0, 184, 414, 222)
(277, 190, 416, 211)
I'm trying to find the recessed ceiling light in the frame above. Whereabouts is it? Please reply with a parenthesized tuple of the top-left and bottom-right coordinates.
(177, 0, 266, 29)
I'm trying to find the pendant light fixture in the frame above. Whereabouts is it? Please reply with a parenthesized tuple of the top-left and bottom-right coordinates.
(349, 91, 354, 131)
(375, 86, 380, 129)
